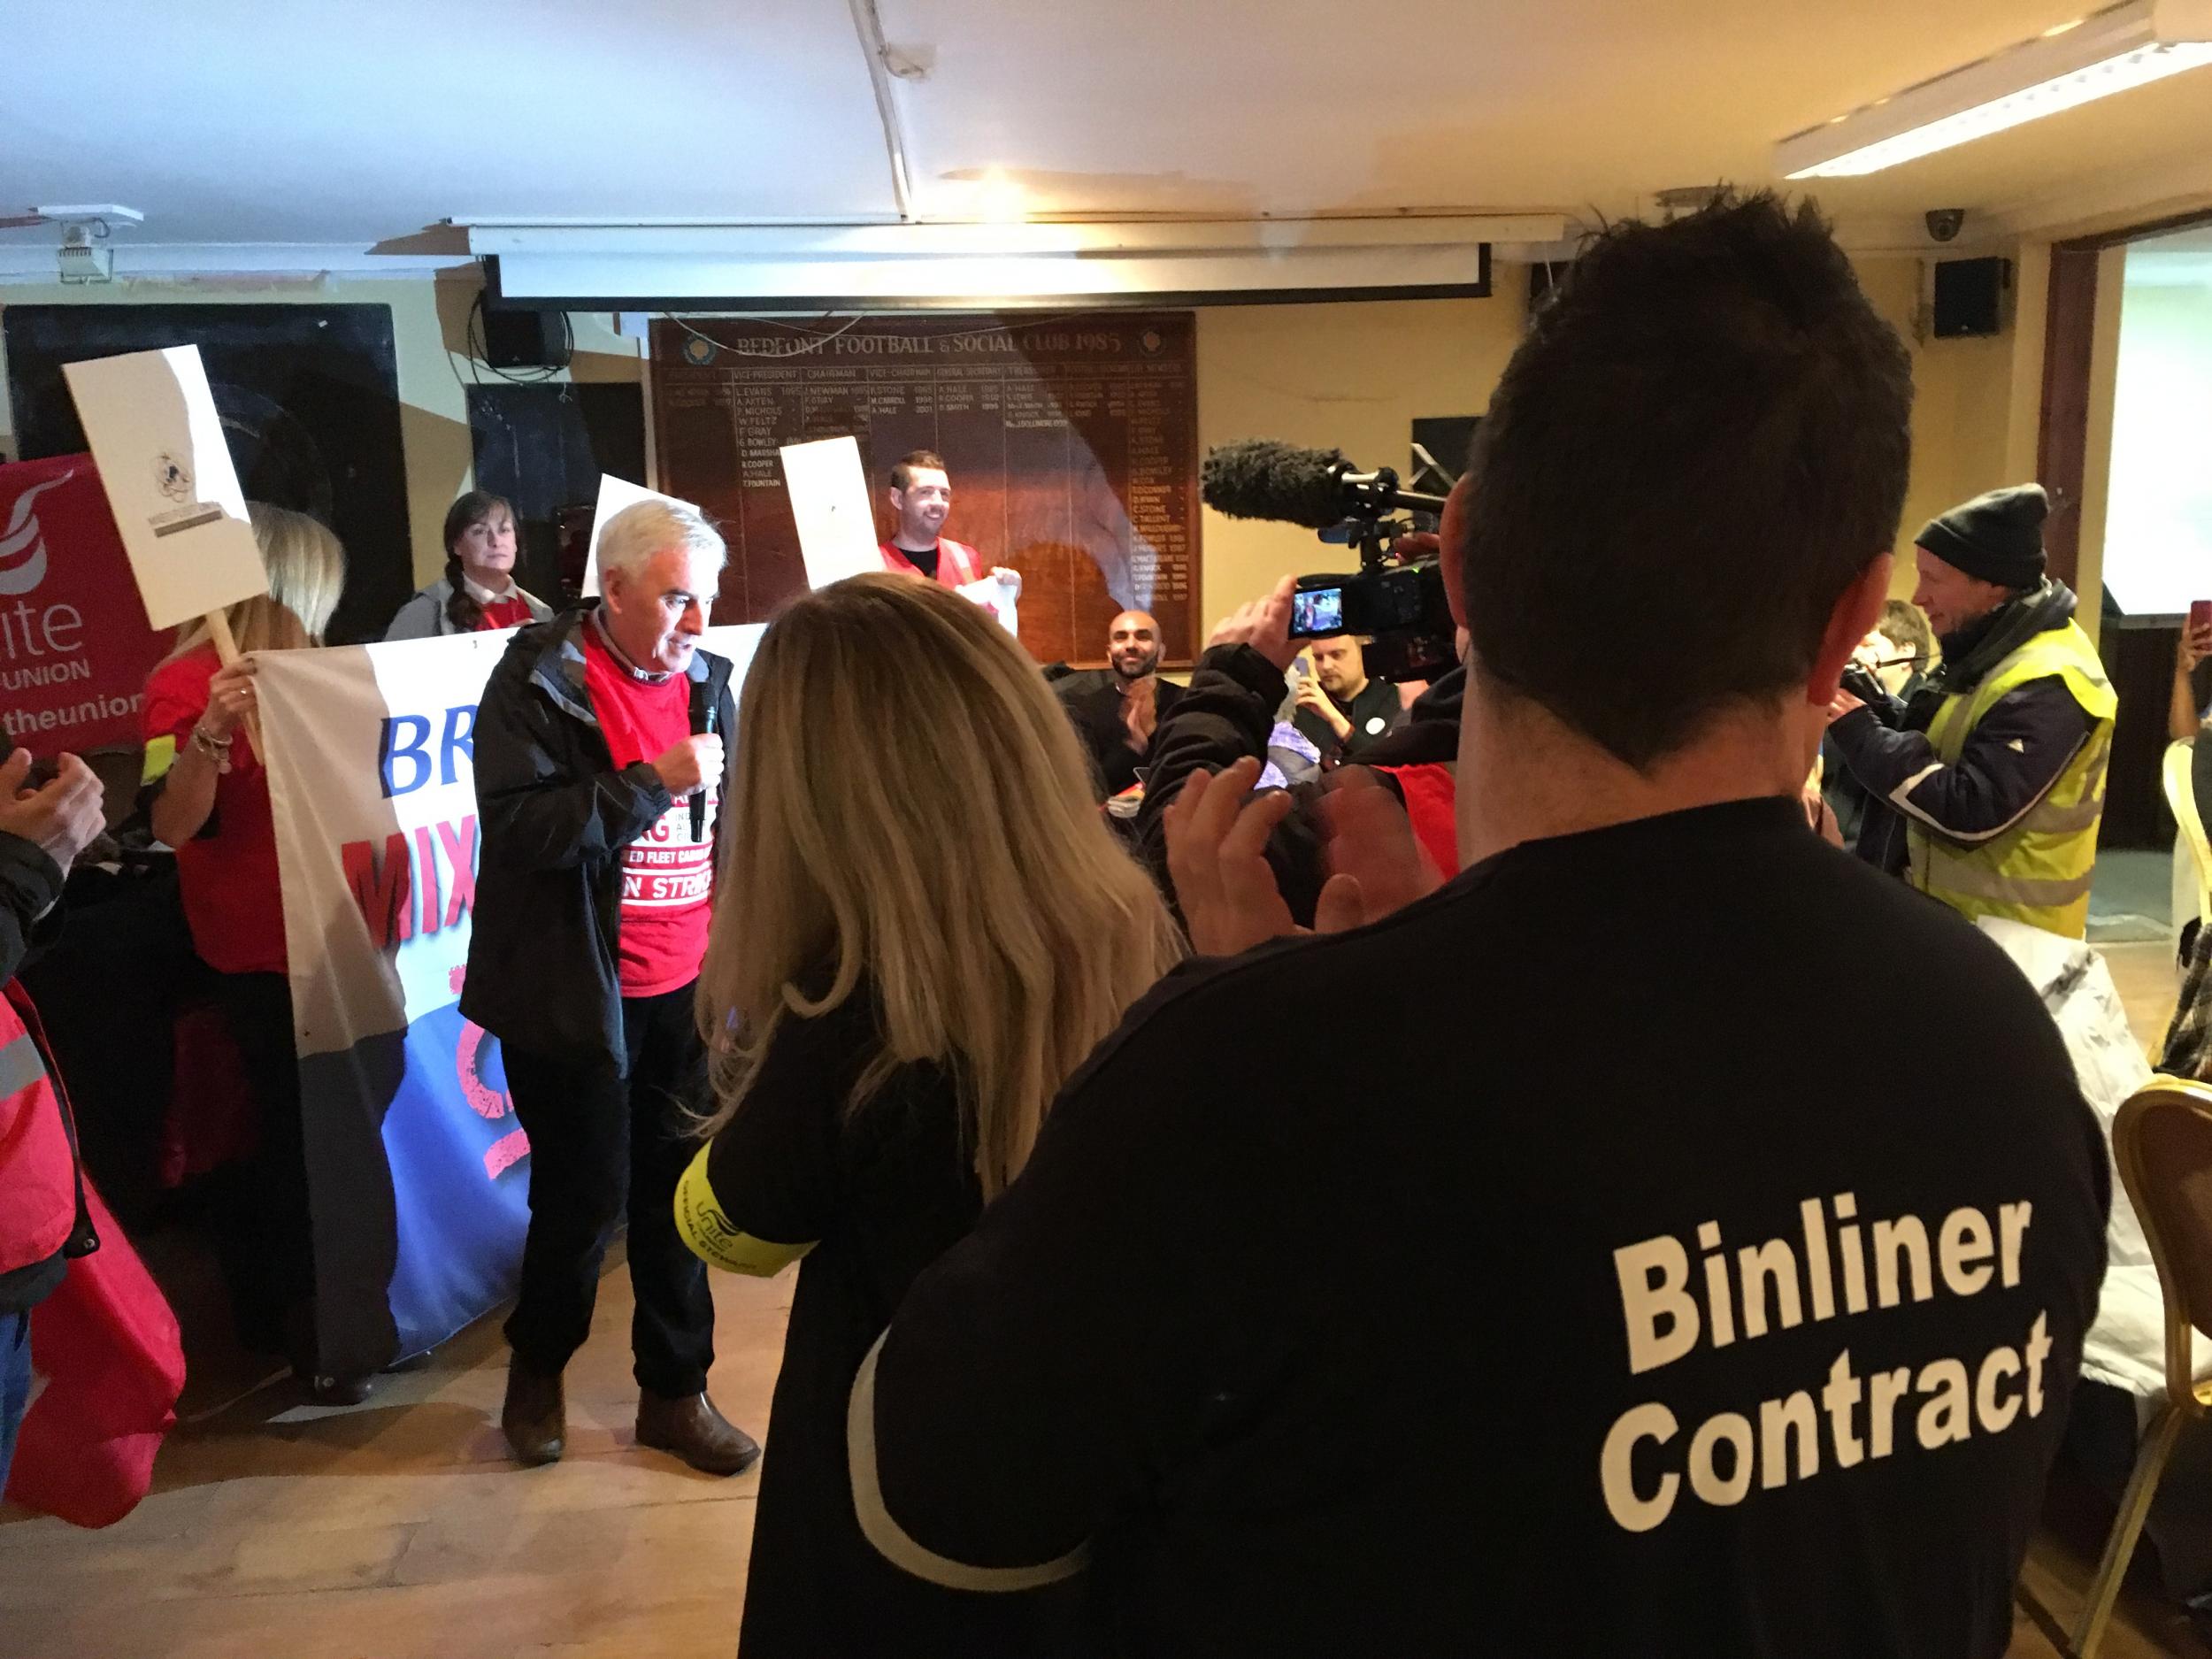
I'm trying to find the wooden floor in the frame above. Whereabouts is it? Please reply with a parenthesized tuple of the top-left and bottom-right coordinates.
(0, 939, 2203, 1657)
(3, 1263, 793, 1659)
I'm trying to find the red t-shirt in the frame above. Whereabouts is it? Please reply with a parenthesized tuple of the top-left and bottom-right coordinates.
(478, 595, 534, 631)
(143, 646, 288, 976)
(582, 633, 716, 998)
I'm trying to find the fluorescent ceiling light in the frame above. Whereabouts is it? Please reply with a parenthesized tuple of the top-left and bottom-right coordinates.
(1777, 0, 2212, 179)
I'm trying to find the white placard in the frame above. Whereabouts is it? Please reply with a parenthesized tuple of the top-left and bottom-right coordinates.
(61, 346, 267, 631)
(956, 572, 1022, 638)
(780, 435, 882, 590)
(583, 474, 698, 596)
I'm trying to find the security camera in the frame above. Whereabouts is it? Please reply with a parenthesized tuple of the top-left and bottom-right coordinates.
(1925, 209, 1966, 243)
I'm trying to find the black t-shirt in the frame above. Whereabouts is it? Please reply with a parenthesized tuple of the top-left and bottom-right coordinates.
(863, 798, 2109, 1657)
(1056, 672, 1187, 800)
(895, 541, 941, 581)
(700, 995, 1082, 1658)
(1293, 677, 1403, 759)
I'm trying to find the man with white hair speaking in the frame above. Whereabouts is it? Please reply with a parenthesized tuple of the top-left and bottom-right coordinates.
(464, 499, 759, 1479)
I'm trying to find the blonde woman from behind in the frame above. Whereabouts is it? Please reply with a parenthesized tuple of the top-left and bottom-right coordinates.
(680, 572, 1184, 1659)
(140, 504, 361, 1398)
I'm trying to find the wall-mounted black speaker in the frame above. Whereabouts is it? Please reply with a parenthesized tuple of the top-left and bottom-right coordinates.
(1932, 257, 2009, 339)
(481, 307, 572, 370)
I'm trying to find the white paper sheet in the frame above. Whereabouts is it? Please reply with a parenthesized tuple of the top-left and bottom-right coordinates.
(582, 474, 700, 596)
(780, 435, 882, 591)
(61, 346, 267, 631)
(957, 572, 1021, 638)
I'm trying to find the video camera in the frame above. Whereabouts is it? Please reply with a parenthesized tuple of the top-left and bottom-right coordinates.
(1201, 439, 1457, 682)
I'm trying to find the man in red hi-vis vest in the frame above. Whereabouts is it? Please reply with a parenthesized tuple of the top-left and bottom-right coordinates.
(0, 743, 186, 1526)
(878, 449, 1022, 626)
(0, 749, 104, 1482)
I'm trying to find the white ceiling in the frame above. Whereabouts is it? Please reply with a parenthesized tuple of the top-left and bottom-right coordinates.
(7, 0, 2212, 267)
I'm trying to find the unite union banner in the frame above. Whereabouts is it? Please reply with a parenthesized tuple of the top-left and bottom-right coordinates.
(0, 453, 167, 753)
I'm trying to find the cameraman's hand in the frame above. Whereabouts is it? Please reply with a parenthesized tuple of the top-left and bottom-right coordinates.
(651, 733, 724, 797)
(0, 751, 106, 878)
(1164, 757, 1300, 955)
(1206, 576, 1298, 672)
(1826, 684, 1866, 724)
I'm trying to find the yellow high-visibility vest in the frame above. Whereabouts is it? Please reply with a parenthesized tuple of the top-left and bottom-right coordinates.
(1907, 618, 2116, 939)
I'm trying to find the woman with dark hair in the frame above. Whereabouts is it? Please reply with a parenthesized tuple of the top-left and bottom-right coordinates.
(384, 491, 552, 639)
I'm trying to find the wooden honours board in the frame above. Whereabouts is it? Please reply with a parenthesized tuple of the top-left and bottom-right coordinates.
(650, 312, 1199, 665)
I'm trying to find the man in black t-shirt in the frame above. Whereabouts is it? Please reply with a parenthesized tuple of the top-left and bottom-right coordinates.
(1291, 632, 1403, 760)
(852, 194, 2108, 1657)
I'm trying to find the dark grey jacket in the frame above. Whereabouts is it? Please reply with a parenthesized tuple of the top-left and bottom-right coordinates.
(460, 607, 736, 1071)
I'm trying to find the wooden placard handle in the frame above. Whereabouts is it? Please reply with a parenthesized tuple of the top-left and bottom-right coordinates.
(203, 609, 264, 760)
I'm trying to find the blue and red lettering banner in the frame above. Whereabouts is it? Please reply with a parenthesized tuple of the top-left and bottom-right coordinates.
(258, 625, 762, 1375)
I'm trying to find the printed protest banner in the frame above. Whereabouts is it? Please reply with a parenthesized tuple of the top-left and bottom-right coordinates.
(0, 454, 168, 752)
(258, 624, 763, 1374)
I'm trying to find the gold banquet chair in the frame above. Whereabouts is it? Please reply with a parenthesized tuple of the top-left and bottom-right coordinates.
(2062, 1077, 2212, 1656)
(2162, 741, 2212, 949)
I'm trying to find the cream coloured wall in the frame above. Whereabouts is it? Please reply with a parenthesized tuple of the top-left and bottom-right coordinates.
(1848, 254, 2029, 607)
(1194, 256, 2027, 631)
(1193, 293, 1525, 627)
(2, 256, 2027, 639)
(0, 273, 644, 590)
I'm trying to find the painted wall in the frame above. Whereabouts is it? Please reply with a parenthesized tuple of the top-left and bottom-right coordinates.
(1194, 254, 2027, 631)
(0, 275, 645, 594)
(1, 256, 2024, 642)
(1850, 254, 2030, 606)
(1194, 293, 1520, 626)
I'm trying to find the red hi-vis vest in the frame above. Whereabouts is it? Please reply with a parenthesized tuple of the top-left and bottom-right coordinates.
(1373, 762, 1461, 881)
(880, 537, 987, 591)
(0, 985, 75, 1281)
(0, 988, 184, 1527)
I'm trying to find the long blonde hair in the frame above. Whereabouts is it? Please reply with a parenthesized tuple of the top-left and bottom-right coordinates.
(697, 572, 1186, 1197)
(167, 503, 347, 658)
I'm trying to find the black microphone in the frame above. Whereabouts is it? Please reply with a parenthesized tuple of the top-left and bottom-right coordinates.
(1202, 439, 1449, 529)
(690, 685, 716, 843)
(1202, 440, 1356, 529)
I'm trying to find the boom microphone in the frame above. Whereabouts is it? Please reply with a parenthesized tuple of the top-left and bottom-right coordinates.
(1202, 440, 1357, 529)
(1202, 439, 1448, 529)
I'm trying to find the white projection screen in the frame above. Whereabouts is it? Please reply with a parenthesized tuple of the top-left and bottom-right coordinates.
(2104, 229, 2212, 617)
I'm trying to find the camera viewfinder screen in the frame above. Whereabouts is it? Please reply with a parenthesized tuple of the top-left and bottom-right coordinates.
(1292, 587, 1345, 636)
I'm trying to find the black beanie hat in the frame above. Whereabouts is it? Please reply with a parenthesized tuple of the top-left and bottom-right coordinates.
(1915, 484, 2048, 589)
